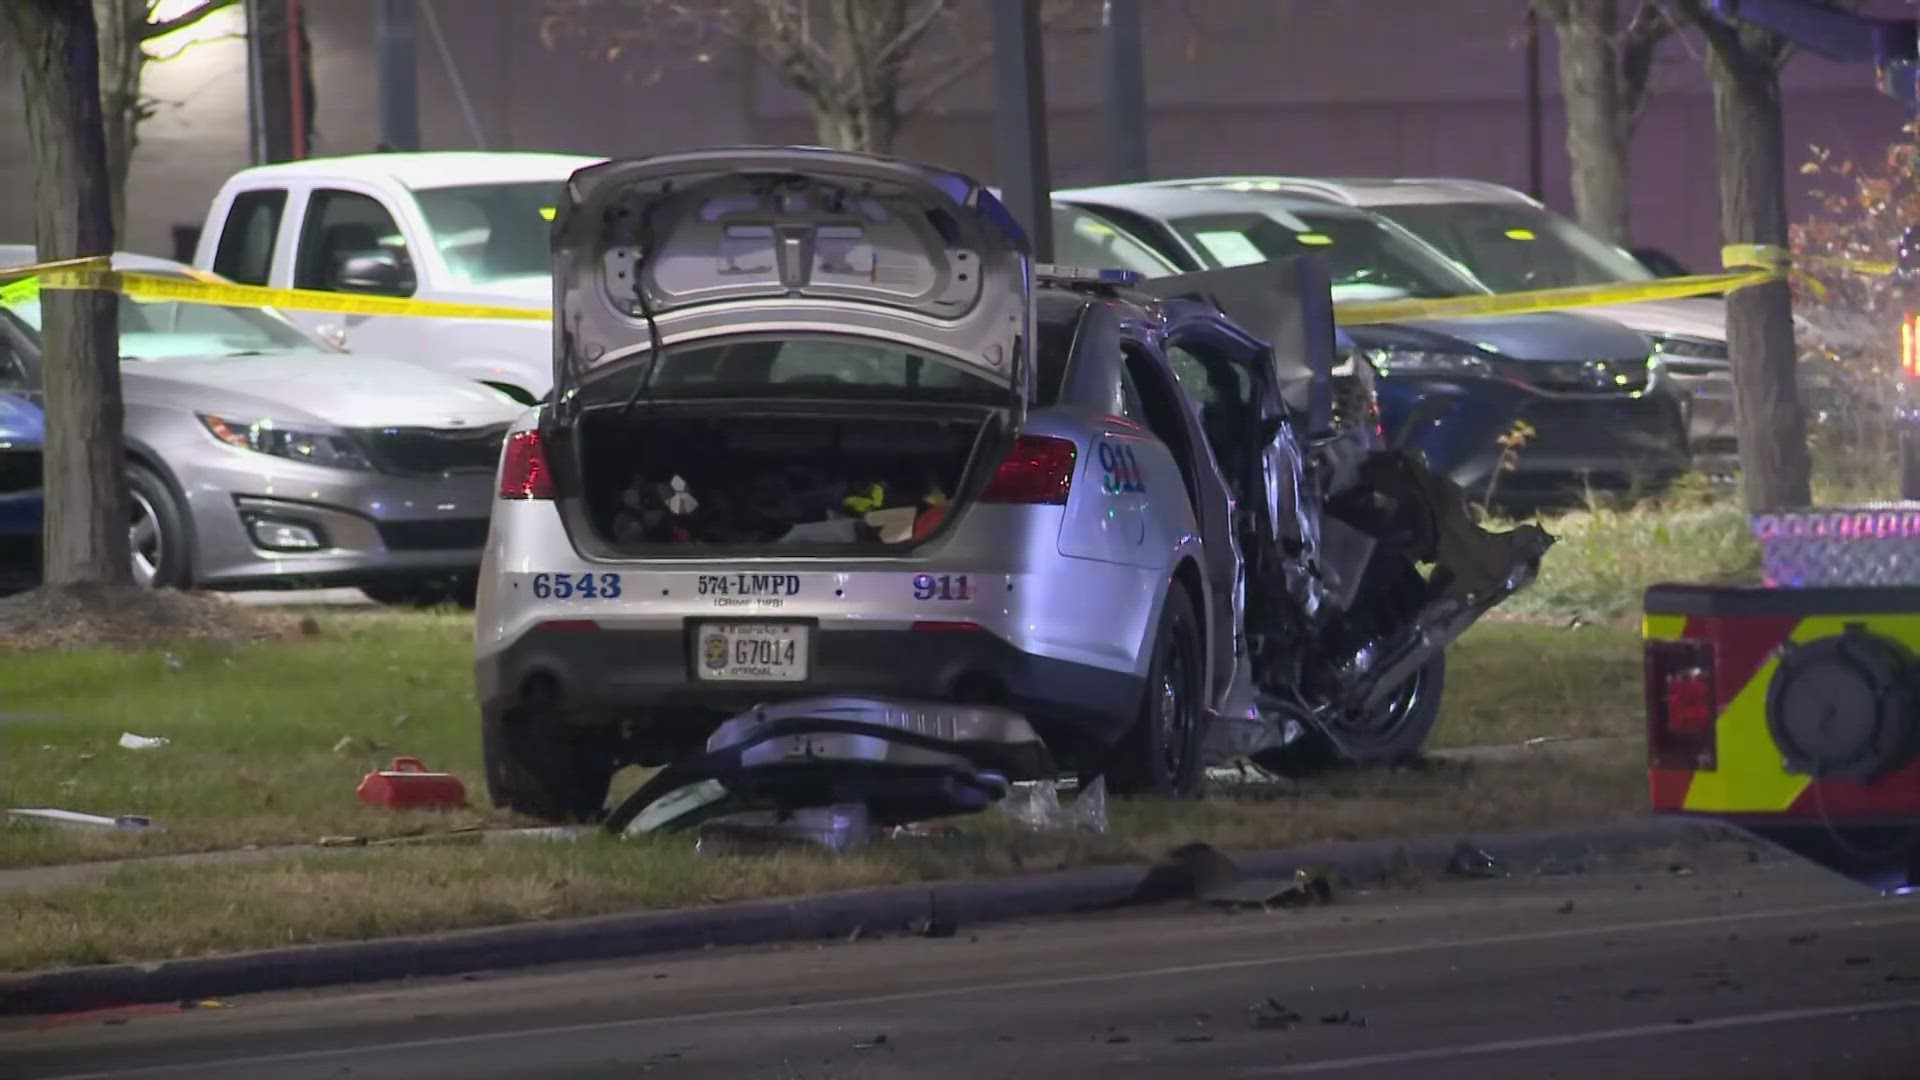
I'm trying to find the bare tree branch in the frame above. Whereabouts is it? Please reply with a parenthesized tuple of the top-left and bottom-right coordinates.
(874, 0, 948, 69)
(139, 0, 238, 42)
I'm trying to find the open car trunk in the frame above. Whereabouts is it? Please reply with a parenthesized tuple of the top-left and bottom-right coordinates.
(572, 401, 1002, 553)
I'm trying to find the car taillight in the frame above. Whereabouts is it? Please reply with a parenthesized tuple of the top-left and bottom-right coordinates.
(1646, 639, 1718, 771)
(499, 430, 555, 500)
(979, 435, 1076, 505)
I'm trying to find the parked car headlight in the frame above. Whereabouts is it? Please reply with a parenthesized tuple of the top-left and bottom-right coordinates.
(1362, 347, 1493, 378)
(1649, 334, 1728, 362)
(199, 414, 374, 471)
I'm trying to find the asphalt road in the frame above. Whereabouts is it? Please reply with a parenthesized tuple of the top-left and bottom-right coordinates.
(5, 855, 1918, 1080)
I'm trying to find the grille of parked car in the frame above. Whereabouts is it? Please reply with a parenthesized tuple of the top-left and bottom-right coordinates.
(0, 449, 41, 496)
(1498, 357, 1652, 395)
(353, 424, 509, 478)
(1515, 395, 1686, 459)
(375, 518, 491, 551)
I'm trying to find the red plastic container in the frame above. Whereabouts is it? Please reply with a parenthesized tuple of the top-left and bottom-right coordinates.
(357, 757, 468, 810)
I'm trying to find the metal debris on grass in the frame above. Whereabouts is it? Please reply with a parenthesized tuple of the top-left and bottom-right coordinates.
(695, 804, 875, 856)
(9, 808, 158, 831)
(994, 775, 1108, 833)
(1445, 840, 1502, 878)
(1206, 867, 1336, 911)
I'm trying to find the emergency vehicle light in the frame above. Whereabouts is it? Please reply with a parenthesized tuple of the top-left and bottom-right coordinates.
(1034, 263, 1143, 288)
(1646, 639, 1718, 771)
(1753, 503, 1920, 587)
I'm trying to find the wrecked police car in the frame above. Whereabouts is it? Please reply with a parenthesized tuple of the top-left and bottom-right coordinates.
(473, 147, 1552, 822)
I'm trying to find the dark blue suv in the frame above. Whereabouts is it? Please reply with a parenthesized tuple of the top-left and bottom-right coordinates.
(1054, 184, 1688, 504)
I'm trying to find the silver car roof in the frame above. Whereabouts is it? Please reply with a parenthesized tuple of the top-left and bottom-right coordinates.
(1146, 176, 1543, 209)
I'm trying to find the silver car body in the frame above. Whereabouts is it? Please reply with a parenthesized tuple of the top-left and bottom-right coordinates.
(475, 148, 1265, 763)
(0, 247, 524, 589)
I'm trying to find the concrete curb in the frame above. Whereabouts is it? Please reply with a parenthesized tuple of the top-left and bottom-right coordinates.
(0, 818, 1753, 1017)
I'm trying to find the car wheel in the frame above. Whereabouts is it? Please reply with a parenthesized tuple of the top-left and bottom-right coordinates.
(481, 705, 617, 823)
(1254, 652, 1446, 777)
(127, 467, 190, 589)
(1103, 585, 1205, 798)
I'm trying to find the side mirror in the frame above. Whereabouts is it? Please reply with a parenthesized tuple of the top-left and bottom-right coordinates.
(333, 250, 413, 295)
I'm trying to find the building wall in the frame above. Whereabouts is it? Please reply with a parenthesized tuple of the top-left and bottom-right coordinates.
(0, 0, 1906, 267)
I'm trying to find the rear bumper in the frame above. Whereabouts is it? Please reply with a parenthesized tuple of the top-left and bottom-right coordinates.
(475, 622, 1146, 754)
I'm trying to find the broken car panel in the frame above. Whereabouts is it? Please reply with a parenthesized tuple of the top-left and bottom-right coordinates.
(472, 147, 1551, 826)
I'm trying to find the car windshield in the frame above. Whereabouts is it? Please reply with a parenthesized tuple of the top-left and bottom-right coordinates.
(1376, 202, 1655, 291)
(414, 181, 566, 287)
(1050, 205, 1182, 278)
(1168, 208, 1488, 301)
(3, 283, 318, 360)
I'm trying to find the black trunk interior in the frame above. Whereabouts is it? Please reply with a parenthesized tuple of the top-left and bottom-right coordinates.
(573, 404, 996, 550)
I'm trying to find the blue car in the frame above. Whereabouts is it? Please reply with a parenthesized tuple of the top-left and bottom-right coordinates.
(0, 390, 42, 592)
(1055, 184, 1690, 503)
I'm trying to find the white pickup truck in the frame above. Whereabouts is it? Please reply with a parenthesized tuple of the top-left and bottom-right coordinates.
(191, 151, 603, 404)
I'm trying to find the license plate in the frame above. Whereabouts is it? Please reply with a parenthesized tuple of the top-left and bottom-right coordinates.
(694, 622, 809, 682)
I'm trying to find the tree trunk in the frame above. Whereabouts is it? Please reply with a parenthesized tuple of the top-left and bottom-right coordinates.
(5, 0, 133, 588)
(811, 99, 899, 154)
(93, 0, 142, 241)
(1551, 1, 1634, 244)
(1706, 32, 1810, 511)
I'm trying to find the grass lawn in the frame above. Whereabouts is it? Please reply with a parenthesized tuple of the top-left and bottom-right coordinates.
(0, 609, 1645, 872)
(0, 746, 1644, 973)
(0, 508, 1666, 973)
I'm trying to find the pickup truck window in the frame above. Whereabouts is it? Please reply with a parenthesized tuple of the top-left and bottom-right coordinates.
(294, 189, 414, 295)
(414, 181, 563, 287)
(212, 189, 286, 286)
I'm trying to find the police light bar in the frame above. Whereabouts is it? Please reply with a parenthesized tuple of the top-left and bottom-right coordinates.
(1034, 263, 1143, 287)
(1753, 503, 1920, 587)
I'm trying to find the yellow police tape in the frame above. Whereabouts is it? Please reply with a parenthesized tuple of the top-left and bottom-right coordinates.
(0, 256, 548, 322)
(0, 243, 1900, 329)
(1333, 243, 1892, 327)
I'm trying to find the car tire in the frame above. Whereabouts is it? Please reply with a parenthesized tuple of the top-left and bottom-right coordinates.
(127, 466, 191, 589)
(481, 705, 617, 823)
(1102, 584, 1206, 799)
(1253, 554, 1447, 777)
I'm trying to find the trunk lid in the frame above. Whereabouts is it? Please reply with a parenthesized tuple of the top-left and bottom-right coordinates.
(552, 147, 1034, 401)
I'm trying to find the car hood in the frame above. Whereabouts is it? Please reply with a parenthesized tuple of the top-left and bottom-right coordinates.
(0, 392, 44, 446)
(122, 354, 526, 430)
(1380, 309, 1653, 362)
(1579, 297, 1727, 343)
